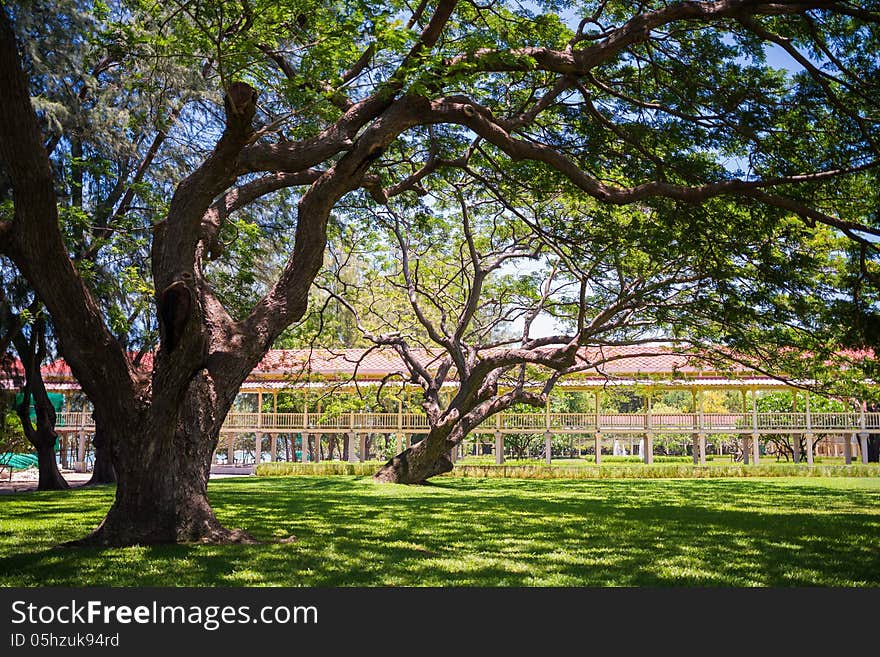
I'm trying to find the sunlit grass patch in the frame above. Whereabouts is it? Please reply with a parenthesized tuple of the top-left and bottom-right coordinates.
(0, 476, 878, 586)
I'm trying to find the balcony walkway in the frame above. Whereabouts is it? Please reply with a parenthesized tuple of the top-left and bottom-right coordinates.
(54, 410, 880, 436)
(53, 409, 878, 471)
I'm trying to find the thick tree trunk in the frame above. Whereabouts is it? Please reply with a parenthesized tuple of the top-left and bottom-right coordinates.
(374, 429, 454, 484)
(34, 432, 68, 491)
(327, 435, 337, 460)
(85, 427, 116, 485)
(59, 434, 68, 469)
(868, 434, 879, 463)
(73, 373, 254, 546)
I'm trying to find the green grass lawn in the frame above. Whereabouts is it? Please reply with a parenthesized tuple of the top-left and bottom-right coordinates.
(1, 476, 879, 586)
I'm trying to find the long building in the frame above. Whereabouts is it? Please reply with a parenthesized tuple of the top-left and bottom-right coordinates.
(17, 343, 877, 471)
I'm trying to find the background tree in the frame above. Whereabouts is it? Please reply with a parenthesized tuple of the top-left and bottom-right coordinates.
(755, 391, 850, 461)
(0, 407, 29, 457)
(0, 285, 68, 490)
(319, 172, 862, 482)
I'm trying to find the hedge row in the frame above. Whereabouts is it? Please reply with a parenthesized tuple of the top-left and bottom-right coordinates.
(256, 462, 381, 477)
(256, 461, 880, 479)
(448, 464, 880, 479)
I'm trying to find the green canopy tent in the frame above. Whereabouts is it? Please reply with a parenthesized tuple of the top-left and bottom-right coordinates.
(0, 452, 38, 470)
(13, 391, 65, 427)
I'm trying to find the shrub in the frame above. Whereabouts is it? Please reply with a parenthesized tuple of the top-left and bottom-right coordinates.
(448, 464, 880, 479)
(256, 460, 879, 479)
(256, 462, 381, 477)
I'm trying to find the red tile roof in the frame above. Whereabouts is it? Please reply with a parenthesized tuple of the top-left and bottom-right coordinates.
(34, 343, 752, 384)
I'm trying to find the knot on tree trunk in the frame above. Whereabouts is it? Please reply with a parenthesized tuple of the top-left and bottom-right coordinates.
(223, 81, 258, 129)
(158, 279, 193, 353)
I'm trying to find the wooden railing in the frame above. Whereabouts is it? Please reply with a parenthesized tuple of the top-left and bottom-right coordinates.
(54, 411, 880, 434)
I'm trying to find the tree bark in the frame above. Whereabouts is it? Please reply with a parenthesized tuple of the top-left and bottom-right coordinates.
(13, 386, 67, 492)
(85, 426, 116, 485)
(59, 435, 68, 469)
(33, 430, 68, 490)
(327, 435, 337, 460)
(72, 372, 253, 546)
(4, 311, 68, 491)
(374, 428, 454, 484)
(868, 434, 879, 463)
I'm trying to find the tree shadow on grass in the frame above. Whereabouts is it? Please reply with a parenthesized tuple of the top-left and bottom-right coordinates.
(1, 476, 878, 586)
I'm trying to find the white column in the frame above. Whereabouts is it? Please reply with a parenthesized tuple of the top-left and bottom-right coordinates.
(751, 388, 758, 437)
(347, 433, 358, 463)
(643, 433, 654, 465)
(76, 432, 87, 473)
(255, 433, 262, 464)
(544, 431, 552, 465)
(859, 432, 869, 464)
(698, 433, 707, 466)
(494, 431, 504, 465)
(751, 433, 760, 465)
(697, 388, 705, 446)
(594, 431, 602, 465)
(805, 432, 814, 465)
(844, 434, 853, 465)
(805, 391, 812, 433)
(396, 433, 403, 454)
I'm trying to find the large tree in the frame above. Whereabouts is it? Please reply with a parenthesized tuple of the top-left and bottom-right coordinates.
(317, 177, 853, 482)
(0, 1, 878, 542)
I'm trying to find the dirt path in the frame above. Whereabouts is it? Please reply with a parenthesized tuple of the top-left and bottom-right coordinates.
(0, 470, 93, 494)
